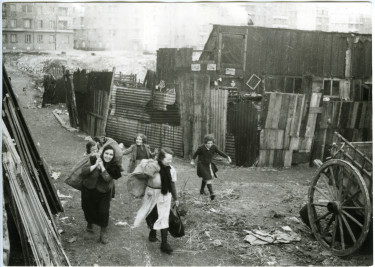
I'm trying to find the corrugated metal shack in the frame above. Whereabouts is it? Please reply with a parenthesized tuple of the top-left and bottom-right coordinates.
(104, 25, 371, 167)
(197, 25, 372, 167)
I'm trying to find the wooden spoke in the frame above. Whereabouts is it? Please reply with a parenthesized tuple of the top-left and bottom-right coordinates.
(314, 186, 332, 202)
(314, 211, 332, 223)
(320, 173, 336, 200)
(342, 189, 361, 206)
(331, 215, 338, 248)
(342, 210, 363, 228)
(338, 215, 345, 250)
(328, 166, 337, 191)
(312, 202, 328, 207)
(340, 214, 357, 244)
(322, 214, 335, 237)
(337, 166, 344, 202)
(342, 206, 364, 210)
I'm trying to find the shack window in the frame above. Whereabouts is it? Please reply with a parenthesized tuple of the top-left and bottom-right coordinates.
(323, 79, 340, 98)
(3, 34, 7, 43)
(362, 84, 372, 101)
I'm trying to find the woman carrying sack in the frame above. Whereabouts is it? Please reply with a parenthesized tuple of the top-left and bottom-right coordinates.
(132, 148, 179, 254)
(80, 146, 122, 244)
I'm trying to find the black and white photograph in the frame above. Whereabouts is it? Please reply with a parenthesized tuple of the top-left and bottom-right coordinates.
(1, 1, 373, 266)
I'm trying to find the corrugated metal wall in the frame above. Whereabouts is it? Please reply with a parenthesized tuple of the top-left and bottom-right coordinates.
(106, 116, 183, 156)
(111, 85, 152, 122)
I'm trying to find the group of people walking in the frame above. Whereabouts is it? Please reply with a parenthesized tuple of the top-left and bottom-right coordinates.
(74, 133, 231, 254)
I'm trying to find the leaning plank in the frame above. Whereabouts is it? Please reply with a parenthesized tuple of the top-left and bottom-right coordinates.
(52, 110, 78, 132)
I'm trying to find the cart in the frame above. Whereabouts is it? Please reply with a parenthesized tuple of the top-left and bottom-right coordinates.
(308, 131, 372, 256)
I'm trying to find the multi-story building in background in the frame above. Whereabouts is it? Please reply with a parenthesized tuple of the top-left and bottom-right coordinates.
(242, 2, 371, 34)
(2, 2, 79, 51)
(74, 3, 145, 52)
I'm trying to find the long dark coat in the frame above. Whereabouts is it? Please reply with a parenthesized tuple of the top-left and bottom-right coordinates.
(192, 144, 229, 181)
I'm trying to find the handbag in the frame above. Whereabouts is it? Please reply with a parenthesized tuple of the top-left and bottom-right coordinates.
(168, 204, 185, 238)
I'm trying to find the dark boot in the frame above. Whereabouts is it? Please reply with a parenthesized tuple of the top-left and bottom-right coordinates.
(149, 229, 157, 242)
(160, 229, 173, 254)
(86, 223, 94, 233)
(99, 227, 109, 244)
(200, 181, 207, 195)
(207, 184, 215, 200)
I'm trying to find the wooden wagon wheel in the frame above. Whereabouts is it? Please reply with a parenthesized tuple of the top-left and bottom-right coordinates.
(307, 159, 371, 256)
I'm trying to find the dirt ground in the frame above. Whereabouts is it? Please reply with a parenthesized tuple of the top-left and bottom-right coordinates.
(3, 53, 373, 266)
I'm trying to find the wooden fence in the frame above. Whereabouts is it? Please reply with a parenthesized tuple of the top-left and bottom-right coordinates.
(311, 101, 372, 162)
(258, 92, 322, 167)
(73, 68, 115, 137)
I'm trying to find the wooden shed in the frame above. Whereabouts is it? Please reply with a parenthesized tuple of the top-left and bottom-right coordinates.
(197, 25, 372, 167)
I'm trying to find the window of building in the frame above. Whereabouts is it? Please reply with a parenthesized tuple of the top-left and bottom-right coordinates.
(25, 34, 32, 43)
(37, 35, 43, 43)
(58, 7, 68, 16)
(10, 19, 16, 28)
(58, 20, 68, 30)
(22, 5, 32, 13)
(2, 5, 6, 16)
(24, 19, 32, 28)
(10, 34, 17, 43)
(10, 4, 16, 11)
(37, 20, 43, 29)
(3, 34, 7, 43)
(49, 35, 55, 43)
(2, 19, 6, 28)
(49, 7, 55, 13)
(50, 21, 56, 29)
(37, 6, 42, 14)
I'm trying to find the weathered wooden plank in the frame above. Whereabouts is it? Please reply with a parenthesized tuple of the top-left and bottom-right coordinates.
(289, 136, 301, 151)
(270, 93, 283, 129)
(359, 102, 367, 129)
(290, 94, 305, 136)
(278, 94, 291, 129)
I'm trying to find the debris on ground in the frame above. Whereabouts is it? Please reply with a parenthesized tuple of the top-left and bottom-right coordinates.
(51, 171, 61, 180)
(57, 190, 73, 199)
(68, 236, 77, 243)
(244, 228, 301, 245)
(114, 221, 129, 226)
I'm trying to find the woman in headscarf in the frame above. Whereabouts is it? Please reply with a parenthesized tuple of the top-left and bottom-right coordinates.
(132, 148, 179, 254)
(81, 145, 122, 244)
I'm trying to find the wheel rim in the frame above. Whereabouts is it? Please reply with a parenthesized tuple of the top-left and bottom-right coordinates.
(307, 159, 371, 256)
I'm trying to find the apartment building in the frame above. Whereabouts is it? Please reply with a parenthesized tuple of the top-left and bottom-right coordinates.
(2, 3, 78, 51)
